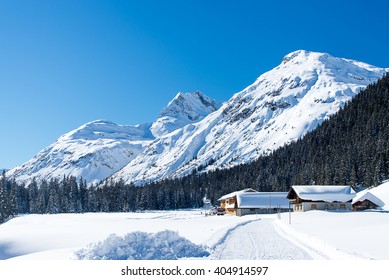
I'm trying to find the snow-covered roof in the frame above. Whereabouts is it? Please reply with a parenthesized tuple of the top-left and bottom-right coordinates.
(352, 190, 385, 207)
(217, 188, 257, 201)
(366, 181, 389, 210)
(236, 192, 289, 209)
(288, 185, 356, 203)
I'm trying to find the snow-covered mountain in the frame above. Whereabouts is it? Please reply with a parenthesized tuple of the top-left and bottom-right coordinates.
(6, 120, 154, 185)
(110, 50, 388, 185)
(7, 91, 220, 185)
(7, 50, 388, 186)
(150, 91, 221, 137)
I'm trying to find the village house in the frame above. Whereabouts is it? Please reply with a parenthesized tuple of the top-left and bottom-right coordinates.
(287, 185, 356, 212)
(218, 188, 257, 214)
(218, 189, 289, 216)
(352, 190, 384, 211)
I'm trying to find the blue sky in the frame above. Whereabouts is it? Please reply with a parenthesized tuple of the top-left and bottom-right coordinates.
(1, 0, 389, 168)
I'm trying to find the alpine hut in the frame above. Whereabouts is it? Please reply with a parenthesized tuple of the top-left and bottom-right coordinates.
(287, 185, 356, 212)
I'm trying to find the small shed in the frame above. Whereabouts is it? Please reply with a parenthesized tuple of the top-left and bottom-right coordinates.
(287, 185, 356, 212)
(352, 190, 384, 211)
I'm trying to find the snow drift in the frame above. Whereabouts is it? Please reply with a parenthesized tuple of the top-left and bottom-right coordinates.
(72, 230, 209, 260)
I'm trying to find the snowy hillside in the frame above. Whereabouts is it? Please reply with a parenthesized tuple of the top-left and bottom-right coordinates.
(111, 50, 388, 185)
(7, 92, 220, 185)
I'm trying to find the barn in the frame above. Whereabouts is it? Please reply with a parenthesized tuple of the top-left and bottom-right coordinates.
(287, 185, 356, 212)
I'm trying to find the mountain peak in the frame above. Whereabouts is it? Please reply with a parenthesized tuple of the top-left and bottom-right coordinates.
(150, 91, 221, 137)
(282, 50, 312, 63)
(159, 91, 220, 119)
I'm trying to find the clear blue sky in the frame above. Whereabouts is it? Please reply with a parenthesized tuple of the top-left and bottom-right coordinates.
(1, 0, 389, 169)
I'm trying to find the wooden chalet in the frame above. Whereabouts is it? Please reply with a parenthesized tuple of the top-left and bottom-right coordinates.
(287, 185, 356, 212)
(352, 190, 384, 211)
(218, 189, 289, 216)
(218, 188, 257, 214)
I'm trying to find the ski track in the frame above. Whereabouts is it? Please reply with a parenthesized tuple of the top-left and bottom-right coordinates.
(210, 219, 313, 260)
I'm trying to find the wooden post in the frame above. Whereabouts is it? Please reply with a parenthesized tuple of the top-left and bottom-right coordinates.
(289, 201, 292, 225)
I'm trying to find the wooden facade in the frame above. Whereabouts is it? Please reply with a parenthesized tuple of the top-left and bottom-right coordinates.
(218, 189, 289, 216)
(352, 199, 379, 211)
(218, 188, 257, 215)
(352, 190, 384, 211)
(287, 185, 355, 212)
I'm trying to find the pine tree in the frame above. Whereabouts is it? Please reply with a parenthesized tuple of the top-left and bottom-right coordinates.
(28, 178, 39, 213)
(46, 179, 60, 214)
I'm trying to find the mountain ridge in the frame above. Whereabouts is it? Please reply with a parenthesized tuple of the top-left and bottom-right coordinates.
(6, 50, 388, 185)
(110, 50, 388, 185)
(6, 91, 220, 185)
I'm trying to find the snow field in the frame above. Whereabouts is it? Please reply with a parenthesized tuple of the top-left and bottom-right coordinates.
(276, 210, 389, 259)
(0, 210, 258, 260)
(2, 209, 389, 260)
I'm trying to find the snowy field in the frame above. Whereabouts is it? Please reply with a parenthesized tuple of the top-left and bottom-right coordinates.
(0, 210, 258, 260)
(1, 208, 389, 260)
(276, 210, 389, 259)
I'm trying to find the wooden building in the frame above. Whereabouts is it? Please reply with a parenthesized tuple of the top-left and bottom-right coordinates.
(352, 190, 384, 211)
(235, 192, 290, 216)
(287, 185, 356, 212)
(218, 188, 257, 214)
(218, 189, 289, 216)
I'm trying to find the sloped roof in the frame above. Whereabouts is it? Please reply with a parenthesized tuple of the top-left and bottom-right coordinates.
(236, 192, 289, 208)
(287, 185, 356, 203)
(217, 188, 257, 201)
(352, 190, 385, 207)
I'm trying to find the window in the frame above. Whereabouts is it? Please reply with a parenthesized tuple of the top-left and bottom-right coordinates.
(311, 204, 317, 210)
(324, 204, 329, 210)
(340, 204, 346, 209)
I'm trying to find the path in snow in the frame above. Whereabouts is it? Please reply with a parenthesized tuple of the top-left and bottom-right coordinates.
(210, 219, 313, 260)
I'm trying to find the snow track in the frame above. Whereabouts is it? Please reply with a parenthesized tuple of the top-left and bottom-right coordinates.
(210, 218, 313, 260)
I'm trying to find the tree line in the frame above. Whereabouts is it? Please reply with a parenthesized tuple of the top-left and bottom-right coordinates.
(0, 174, 206, 223)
